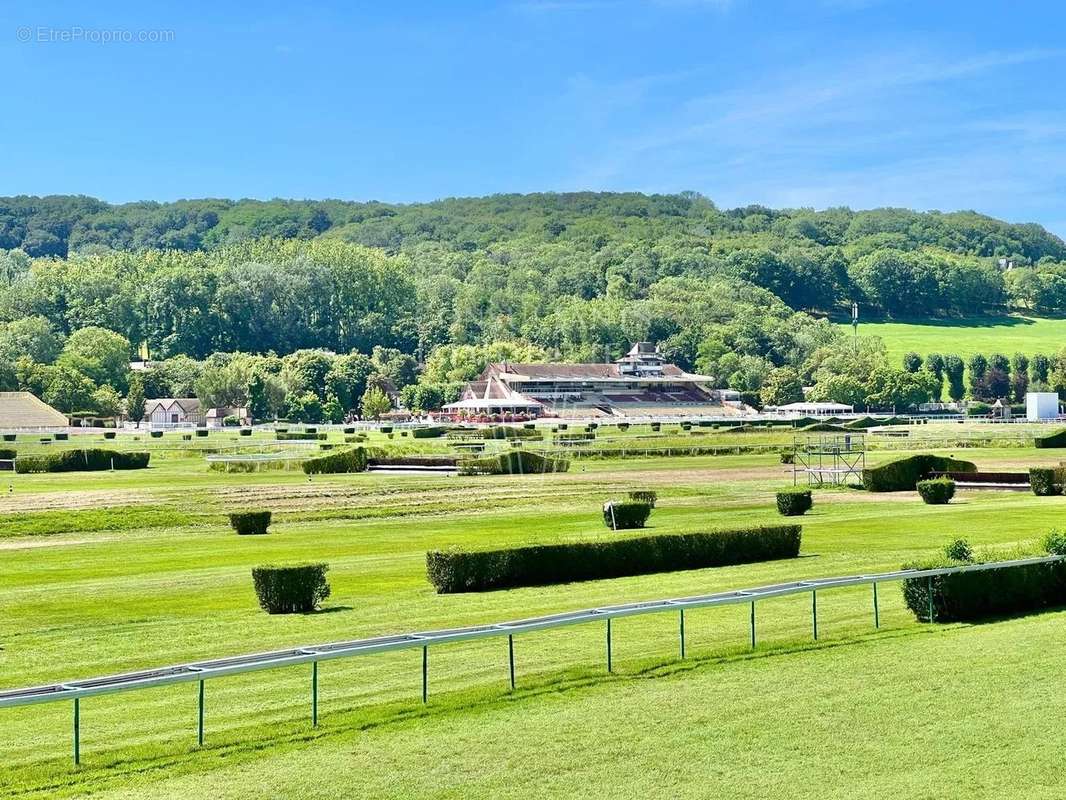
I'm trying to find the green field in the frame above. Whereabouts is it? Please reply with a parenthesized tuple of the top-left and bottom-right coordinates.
(838, 314, 1066, 363)
(3, 433, 1066, 797)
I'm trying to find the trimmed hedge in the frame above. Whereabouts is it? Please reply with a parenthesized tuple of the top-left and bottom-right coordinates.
(902, 557, 1066, 622)
(1030, 467, 1063, 496)
(776, 488, 812, 516)
(54, 432, 68, 441)
(276, 431, 327, 441)
(229, 510, 272, 535)
(602, 501, 652, 529)
(0, 448, 15, 460)
(426, 524, 803, 593)
(196, 429, 209, 437)
(476, 425, 541, 440)
(239, 428, 253, 437)
(411, 426, 447, 439)
(459, 450, 570, 475)
(917, 477, 955, 504)
(1035, 428, 1066, 448)
(252, 563, 330, 614)
(863, 454, 976, 491)
(150, 430, 163, 438)
(628, 490, 657, 507)
(14, 448, 150, 474)
(103, 431, 116, 440)
(2, 434, 14, 442)
(800, 422, 847, 432)
(302, 447, 368, 474)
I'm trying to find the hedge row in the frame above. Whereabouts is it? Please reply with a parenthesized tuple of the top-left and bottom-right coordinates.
(229, 511, 272, 535)
(1030, 467, 1066, 496)
(301, 447, 368, 475)
(0, 448, 15, 460)
(426, 524, 802, 593)
(277, 431, 327, 441)
(902, 557, 1066, 622)
(863, 454, 976, 491)
(411, 426, 448, 439)
(776, 488, 812, 516)
(458, 450, 570, 475)
(1035, 429, 1066, 448)
(252, 563, 331, 614)
(14, 448, 150, 473)
(602, 501, 652, 529)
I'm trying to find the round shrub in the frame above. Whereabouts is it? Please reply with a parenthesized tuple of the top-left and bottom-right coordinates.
(229, 510, 272, 535)
(944, 537, 973, 562)
(780, 452, 795, 465)
(776, 488, 813, 516)
(602, 500, 653, 530)
(150, 430, 163, 438)
(252, 563, 330, 614)
(917, 477, 955, 505)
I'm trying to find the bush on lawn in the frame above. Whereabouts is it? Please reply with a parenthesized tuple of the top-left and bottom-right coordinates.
(195, 428, 208, 437)
(1043, 529, 1066, 555)
(150, 430, 163, 438)
(0, 448, 15, 460)
(476, 425, 541, 440)
(1030, 467, 1063, 496)
(2, 434, 14, 442)
(342, 427, 355, 434)
(944, 538, 974, 562)
(54, 432, 68, 441)
(252, 563, 330, 613)
(301, 447, 368, 475)
(380, 426, 393, 434)
(103, 431, 116, 439)
(229, 510, 272, 535)
(902, 556, 1066, 622)
(917, 477, 956, 504)
(863, 454, 976, 491)
(458, 450, 570, 475)
(276, 431, 327, 441)
(426, 524, 803, 593)
(1035, 429, 1066, 448)
(239, 428, 253, 437)
(602, 501, 652, 529)
(14, 448, 150, 473)
(628, 490, 657, 507)
(776, 488, 813, 516)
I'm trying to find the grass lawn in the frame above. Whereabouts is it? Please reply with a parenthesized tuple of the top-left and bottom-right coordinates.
(1, 443, 1065, 797)
(836, 314, 1066, 363)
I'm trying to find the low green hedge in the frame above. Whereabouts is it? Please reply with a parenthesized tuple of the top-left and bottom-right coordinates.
(195, 428, 209, 437)
(411, 426, 447, 439)
(54, 432, 68, 441)
(229, 510, 272, 535)
(776, 488, 812, 516)
(602, 501, 652, 529)
(917, 477, 955, 504)
(476, 425, 541, 440)
(1030, 467, 1063, 496)
(276, 431, 327, 441)
(863, 454, 976, 492)
(252, 563, 330, 614)
(103, 431, 116, 440)
(459, 450, 570, 475)
(14, 448, 150, 473)
(1, 434, 14, 442)
(239, 428, 253, 437)
(150, 430, 163, 438)
(902, 557, 1066, 622)
(426, 524, 803, 593)
(302, 447, 368, 474)
(800, 422, 847, 432)
(0, 448, 15, 460)
(1035, 429, 1066, 448)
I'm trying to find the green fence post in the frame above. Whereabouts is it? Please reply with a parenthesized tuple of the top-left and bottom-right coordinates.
(312, 661, 318, 727)
(197, 679, 205, 746)
(812, 590, 818, 641)
(873, 582, 879, 629)
(927, 575, 934, 623)
(749, 601, 756, 649)
(508, 634, 515, 690)
(679, 608, 686, 659)
(421, 646, 428, 704)
(73, 697, 80, 766)
(606, 618, 613, 673)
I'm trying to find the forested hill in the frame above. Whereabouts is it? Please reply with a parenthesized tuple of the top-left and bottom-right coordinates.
(3, 191, 1066, 418)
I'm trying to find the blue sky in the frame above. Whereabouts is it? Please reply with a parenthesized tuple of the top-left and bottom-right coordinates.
(3, 1, 1066, 233)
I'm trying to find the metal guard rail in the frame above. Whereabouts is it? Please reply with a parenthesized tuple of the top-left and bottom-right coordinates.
(3, 554, 1062, 764)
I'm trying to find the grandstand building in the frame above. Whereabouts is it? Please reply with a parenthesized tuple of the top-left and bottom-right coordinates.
(443, 343, 741, 419)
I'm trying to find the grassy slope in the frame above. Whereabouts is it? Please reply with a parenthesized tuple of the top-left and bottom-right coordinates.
(836, 314, 1066, 363)
(2, 445, 1065, 797)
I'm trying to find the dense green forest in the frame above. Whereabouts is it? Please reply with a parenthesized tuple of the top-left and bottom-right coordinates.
(3, 191, 1066, 418)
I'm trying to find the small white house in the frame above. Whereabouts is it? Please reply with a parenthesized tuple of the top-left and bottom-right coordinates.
(144, 398, 204, 427)
(1026, 392, 1059, 421)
